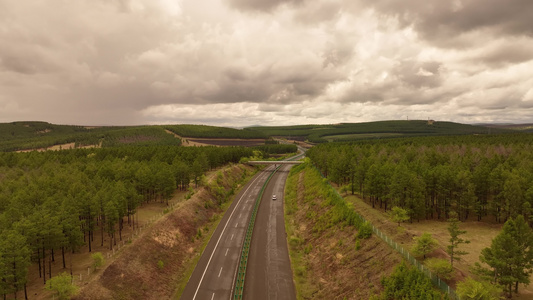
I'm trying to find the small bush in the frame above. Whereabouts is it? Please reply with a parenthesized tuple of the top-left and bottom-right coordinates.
(355, 239, 361, 251)
(157, 260, 164, 269)
(92, 252, 105, 270)
(289, 236, 301, 248)
(45, 272, 79, 300)
(456, 277, 502, 300)
(357, 221, 373, 239)
(425, 258, 454, 280)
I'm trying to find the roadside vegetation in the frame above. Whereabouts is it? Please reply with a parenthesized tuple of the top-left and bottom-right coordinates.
(308, 132, 533, 299)
(77, 163, 259, 299)
(0, 145, 260, 299)
(284, 163, 447, 299)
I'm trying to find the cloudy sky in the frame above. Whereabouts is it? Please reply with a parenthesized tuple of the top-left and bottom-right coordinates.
(1, 0, 533, 127)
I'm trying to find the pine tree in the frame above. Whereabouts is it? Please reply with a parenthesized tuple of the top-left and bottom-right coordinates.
(447, 211, 470, 266)
(479, 215, 533, 297)
(411, 233, 438, 259)
(0, 230, 31, 299)
(390, 206, 409, 227)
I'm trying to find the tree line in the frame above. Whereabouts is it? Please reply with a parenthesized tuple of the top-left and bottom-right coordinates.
(164, 125, 267, 139)
(307, 133, 533, 223)
(0, 145, 254, 298)
(249, 121, 512, 144)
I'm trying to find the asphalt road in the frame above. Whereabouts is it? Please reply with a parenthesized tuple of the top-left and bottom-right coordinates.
(243, 164, 296, 300)
(180, 166, 276, 300)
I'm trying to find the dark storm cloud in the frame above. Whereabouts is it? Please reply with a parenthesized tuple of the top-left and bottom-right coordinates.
(226, 0, 304, 12)
(203, 66, 339, 105)
(2, 0, 533, 126)
(361, 0, 533, 47)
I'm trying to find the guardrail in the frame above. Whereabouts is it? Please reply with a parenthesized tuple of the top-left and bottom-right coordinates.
(233, 166, 280, 299)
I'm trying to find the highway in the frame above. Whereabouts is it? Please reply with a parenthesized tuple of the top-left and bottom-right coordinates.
(243, 164, 296, 300)
(180, 166, 277, 300)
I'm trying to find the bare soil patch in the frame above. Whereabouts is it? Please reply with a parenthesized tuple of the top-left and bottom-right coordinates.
(286, 171, 403, 299)
(16, 142, 100, 153)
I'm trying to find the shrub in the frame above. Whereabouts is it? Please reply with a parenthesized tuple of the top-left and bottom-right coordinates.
(379, 262, 443, 299)
(425, 258, 454, 280)
(357, 221, 373, 239)
(92, 252, 105, 270)
(45, 272, 79, 300)
(456, 277, 502, 300)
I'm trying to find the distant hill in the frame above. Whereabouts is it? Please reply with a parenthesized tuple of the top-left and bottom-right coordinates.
(247, 120, 513, 143)
(476, 123, 533, 132)
(163, 124, 266, 139)
(0, 120, 521, 152)
(0, 122, 179, 152)
(0, 122, 267, 152)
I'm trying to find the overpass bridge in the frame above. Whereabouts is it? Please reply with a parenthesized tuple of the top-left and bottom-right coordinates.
(247, 160, 304, 165)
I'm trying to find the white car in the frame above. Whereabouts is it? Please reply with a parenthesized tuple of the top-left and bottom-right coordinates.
(272, 194, 277, 200)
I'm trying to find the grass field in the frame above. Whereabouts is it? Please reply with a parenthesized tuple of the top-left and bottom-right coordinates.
(323, 132, 404, 141)
(249, 120, 512, 143)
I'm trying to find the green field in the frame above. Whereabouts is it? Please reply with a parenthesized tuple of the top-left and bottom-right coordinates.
(0, 120, 521, 152)
(0, 122, 267, 152)
(323, 132, 404, 141)
(248, 120, 513, 143)
(164, 124, 267, 139)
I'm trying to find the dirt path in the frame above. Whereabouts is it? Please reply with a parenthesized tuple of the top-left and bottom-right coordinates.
(164, 130, 206, 147)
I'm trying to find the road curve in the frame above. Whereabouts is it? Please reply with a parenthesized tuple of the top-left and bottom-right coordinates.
(243, 164, 296, 300)
(180, 166, 276, 300)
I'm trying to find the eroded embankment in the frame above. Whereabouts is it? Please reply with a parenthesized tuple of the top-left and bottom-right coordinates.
(284, 164, 402, 299)
(75, 164, 256, 300)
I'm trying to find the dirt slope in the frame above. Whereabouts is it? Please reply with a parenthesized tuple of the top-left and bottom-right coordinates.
(285, 169, 403, 299)
(75, 164, 255, 300)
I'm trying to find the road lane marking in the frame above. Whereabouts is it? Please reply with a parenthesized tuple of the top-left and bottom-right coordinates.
(235, 223, 238, 228)
(231, 234, 234, 240)
(191, 172, 268, 300)
(211, 293, 215, 300)
(218, 267, 223, 277)
(225, 249, 229, 256)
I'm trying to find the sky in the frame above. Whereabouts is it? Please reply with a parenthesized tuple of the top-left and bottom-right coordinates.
(1, 0, 533, 127)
